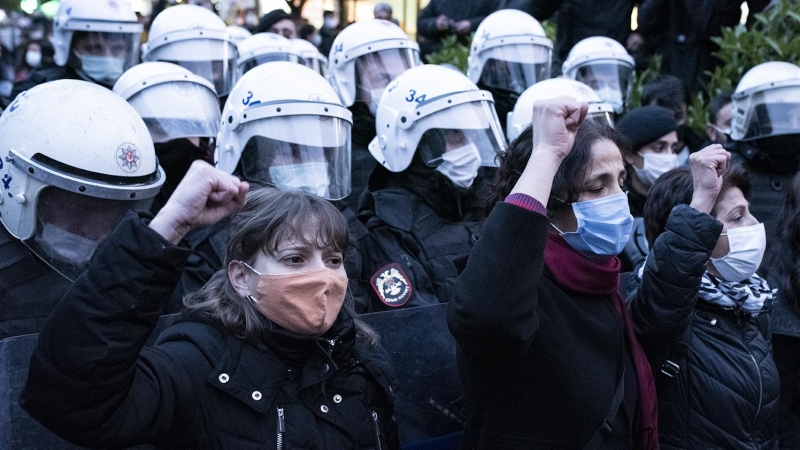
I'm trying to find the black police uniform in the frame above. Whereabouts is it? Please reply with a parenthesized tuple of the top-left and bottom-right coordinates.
(355, 162, 483, 313)
(0, 226, 72, 341)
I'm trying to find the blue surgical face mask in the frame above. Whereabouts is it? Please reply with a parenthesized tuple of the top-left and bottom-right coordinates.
(551, 192, 634, 257)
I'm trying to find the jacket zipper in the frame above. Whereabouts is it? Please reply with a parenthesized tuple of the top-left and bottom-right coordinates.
(371, 411, 382, 450)
(735, 312, 763, 447)
(276, 407, 285, 450)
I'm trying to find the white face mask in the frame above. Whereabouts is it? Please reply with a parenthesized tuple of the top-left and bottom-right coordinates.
(76, 53, 126, 85)
(246, 13, 259, 26)
(596, 86, 623, 112)
(25, 50, 41, 68)
(324, 18, 339, 29)
(269, 161, 331, 198)
(367, 88, 385, 116)
(40, 222, 99, 267)
(311, 34, 323, 47)
(710, 223, 766, 282)
(633, 152, 679, 186)
(435, 142, 482, 189)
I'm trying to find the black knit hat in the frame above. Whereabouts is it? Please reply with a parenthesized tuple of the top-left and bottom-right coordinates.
(616, 106, 679, 150)
(256, 9, 292, 34)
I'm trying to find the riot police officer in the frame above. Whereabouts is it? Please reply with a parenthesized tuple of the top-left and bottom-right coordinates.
(728, 61, 800, 249)
(356, 64, 506, 311)
(506, 77, 614, 143)
(0, 80, 165, 340)
(11, 0, 142, 97)
(143, 4, 238, 99)
(113, 62, 221, 213)
(562, 36, 635, 115)
(467, 9, 553, 134)
(327, 19, 422, 211)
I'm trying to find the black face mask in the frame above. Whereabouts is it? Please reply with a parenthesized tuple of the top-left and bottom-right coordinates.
(152, 138, 214, 213)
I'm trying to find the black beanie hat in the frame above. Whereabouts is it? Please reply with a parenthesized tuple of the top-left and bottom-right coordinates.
(616, 105, 679, 150)
(257, 9, 292, 34)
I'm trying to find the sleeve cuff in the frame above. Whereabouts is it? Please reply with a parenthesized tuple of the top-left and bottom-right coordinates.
(505, 193, 547, 216)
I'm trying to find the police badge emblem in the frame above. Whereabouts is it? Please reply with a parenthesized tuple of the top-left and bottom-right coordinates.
(370, 262, 412, 307)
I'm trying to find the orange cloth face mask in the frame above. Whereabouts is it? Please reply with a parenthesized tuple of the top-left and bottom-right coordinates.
(242, 263, 348, 336)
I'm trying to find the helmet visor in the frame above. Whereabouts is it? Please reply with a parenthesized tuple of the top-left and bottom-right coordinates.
(479, 45, 551, 94)
(71, 30, 140, 74)
(239, 53, 302, 77)
(355, 48, 421, 100)
(575, 63, 633, 113)
(586, 110, 615, 128)
(303, 55, 327, 78)
(26, 187, 153, 281)
(149, 39, 238, 96)
(416, 100, 505, 168)
(239, 115, 352, 200)
(742, 88, 800, 140)
(128, 81, 221, 143)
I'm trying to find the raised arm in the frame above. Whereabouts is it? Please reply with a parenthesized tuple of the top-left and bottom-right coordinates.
(21, 162, 248, 447)
(631, 145, 729, 360)
(447, 99, 588, 360)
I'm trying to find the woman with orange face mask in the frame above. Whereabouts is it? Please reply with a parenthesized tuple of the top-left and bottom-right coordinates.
(20, 161, 400, 450)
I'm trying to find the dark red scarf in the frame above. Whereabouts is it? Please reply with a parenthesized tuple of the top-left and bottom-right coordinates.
(544, 234, 659, 450)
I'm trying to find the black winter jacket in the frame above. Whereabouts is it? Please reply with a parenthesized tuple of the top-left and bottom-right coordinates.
(416, 0, 501, 56)
(20, 212, 400, 450)
(11, 66, 82, 99)
(630, 205, 779, 449)
(448, 202, 638, 449)
(0, 227, 72, 341)
(355, 166, 482, 312)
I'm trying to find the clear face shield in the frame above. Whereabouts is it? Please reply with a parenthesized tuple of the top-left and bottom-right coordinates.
(239, 52, 302, 77)
(302, 55, 327, 78)
(478, 44, 551, 95)
(128, 81, 221, 143)
(416, 100, 506, 168)
(742, 88, 800, 141)
(151, 39, 238, 97)
(575, 63, 633, 113)
(355, 48, 421, 113)
(238, 115, 352, 200)
(25, 187, 153, 281)
(71, 31, 141, 86)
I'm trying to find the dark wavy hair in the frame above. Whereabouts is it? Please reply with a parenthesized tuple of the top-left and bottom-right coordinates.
(184, 186, 377, 343)
(768, 173, 800, 308)
(484, 120, 632, 220)
(643, 163, 751, 247)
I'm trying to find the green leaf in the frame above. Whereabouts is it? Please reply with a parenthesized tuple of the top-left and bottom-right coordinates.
(764, 37, 785, 57)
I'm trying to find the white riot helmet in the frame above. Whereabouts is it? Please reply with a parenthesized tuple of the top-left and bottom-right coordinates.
(369, 65, 506, 176)
(216, 62, 352, 200)
(327, 19, 421, 113)
(236, 33, 303, 79)
(227, 25, 252, 45)
(468, 9, 552, 96)
(507, 79, 615, 142)
(52, 0, 143, 86)
(113, 62, 221, 144)
(0, 80, 165, 280)
(562, 36, 635, 114)
(731, 61, 800, 142)
(291, 38, 328, 78)
(143, 5, 238, 97)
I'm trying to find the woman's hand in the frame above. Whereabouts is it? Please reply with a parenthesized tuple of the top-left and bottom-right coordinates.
(510, 98, 589, 206)
(689, 144, 731, 214)
(149, 161, 249, 244)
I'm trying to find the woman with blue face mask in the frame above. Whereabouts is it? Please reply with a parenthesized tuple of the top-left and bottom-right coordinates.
(448, 98, 659, 449)
(631, 146, 779, 448)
